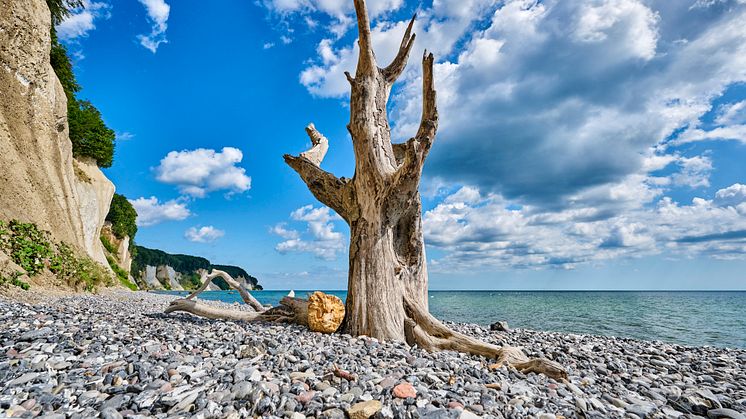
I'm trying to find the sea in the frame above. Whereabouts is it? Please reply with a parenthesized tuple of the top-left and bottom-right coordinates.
(160, 290, 746, 349)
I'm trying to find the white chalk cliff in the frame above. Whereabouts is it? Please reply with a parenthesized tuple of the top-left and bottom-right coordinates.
(0, 0, 114, 268)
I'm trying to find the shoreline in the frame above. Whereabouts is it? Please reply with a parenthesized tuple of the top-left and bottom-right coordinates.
(1, 290, 745, 418)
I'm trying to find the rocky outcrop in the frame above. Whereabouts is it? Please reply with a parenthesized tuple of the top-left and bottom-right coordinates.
(100, 223, 133, 273)
(0, 0, 113, 268)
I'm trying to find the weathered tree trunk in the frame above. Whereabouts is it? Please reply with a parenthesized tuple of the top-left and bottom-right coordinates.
(283, 0, 550, 365)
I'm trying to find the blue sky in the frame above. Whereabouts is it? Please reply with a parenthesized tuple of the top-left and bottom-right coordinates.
(58, 0, 746, 290)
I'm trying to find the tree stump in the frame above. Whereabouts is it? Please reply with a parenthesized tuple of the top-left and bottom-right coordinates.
(307, 291, 345, 333)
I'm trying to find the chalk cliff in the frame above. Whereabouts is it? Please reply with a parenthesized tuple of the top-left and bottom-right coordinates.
(0, 0, 113, 268)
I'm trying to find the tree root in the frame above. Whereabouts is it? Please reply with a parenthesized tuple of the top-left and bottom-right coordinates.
(403, 295, 568, 381)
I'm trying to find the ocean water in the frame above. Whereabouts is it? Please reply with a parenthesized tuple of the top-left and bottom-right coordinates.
(161, 290, 746, 349)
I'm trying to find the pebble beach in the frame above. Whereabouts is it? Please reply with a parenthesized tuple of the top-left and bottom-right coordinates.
(1, 291, 745, 419)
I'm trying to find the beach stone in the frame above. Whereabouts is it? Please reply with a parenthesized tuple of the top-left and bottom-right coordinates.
(100, 407, 123, 419)
(489, 321, 510, 332)
(393, 382, 417, 399)
(296, 391, 316, 404)
(348, 400, 383, 419)
(708, 409, 746, 419)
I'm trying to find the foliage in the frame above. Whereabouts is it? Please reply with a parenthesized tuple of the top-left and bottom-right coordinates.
(180, 272, 203, 291)
(0, 221, 53, 276)
(105, 194, 138, 242)
(47, 1, 116, 168)
(100, 235, 116, 254)
(131, 246, 211, 279)
(49, 30, 79, 101)
(211, 264, 259, 288)
(0, 272, 30, 291)
(46, 0, 83, 26)
(68, 100, 115, 168)
(49, 243, 113, 291)
(131, 245, 262, 291)
(0, 219, 113, 291)
(106, 255, 137, 291)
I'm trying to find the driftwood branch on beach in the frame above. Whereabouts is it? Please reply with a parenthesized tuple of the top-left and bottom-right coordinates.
(165, 271, 346, 333)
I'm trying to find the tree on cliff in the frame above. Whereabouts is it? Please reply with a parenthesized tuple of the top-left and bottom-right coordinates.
(105, 194, 138, 243)
(164, 0, 566, 379)
(47, 0, 116, 168)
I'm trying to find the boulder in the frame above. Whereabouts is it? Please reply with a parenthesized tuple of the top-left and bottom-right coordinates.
(490, 321, 510, 332)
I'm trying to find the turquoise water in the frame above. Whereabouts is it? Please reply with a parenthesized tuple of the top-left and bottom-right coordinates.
(160, 290, 746, 349)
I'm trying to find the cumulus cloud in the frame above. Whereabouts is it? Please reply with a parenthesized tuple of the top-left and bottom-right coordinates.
(272, 205, 345, 260)
(424, 183, 746, 272)
(137, 0, 170, 53)
(281, 0, 746, 209)
(184, 226, 225, 243)
(155, 147, 251, 198)
(55, 0, 111, 41)
(129, 196, 190, 227)
(259, 0, 404, 40)
(267, 0, 746, 270)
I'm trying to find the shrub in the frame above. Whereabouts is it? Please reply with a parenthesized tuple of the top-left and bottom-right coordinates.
(0, 272, 30, 291)
(106, 194, 138, 241)
(100, 235, 117, 254)
(106, 255, 137, 291)
(68, 100, 115, 168)
(0, 221, 53, 276)
(0, 219, 113, 291)
(50, 243, 113, 291)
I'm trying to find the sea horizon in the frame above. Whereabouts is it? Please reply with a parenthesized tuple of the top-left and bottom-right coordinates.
(157, 289, 746, 350)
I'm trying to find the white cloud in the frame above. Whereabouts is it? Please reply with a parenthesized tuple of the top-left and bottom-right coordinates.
(129, 196, 190, 227)
(155, 147, 251, 198)
(55, 0, 111, 41)
(137, 0, 170, 53)
(272, 205, 345, 260)
(714, 183, 746, 209)
(184, 225, 225, 243)
(424, 182, 746, 272)
(716, 101, 746, 125)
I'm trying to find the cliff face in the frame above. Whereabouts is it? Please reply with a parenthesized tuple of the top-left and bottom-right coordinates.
(0, 0, 113, 267)
(131, 245, 261, 291)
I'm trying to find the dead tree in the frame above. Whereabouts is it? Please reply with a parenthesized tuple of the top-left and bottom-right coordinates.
(166, 0, 566, 381)
(284, 0, 565, 372)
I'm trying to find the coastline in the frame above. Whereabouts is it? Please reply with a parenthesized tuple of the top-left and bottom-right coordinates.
(1, 290, 744, 418)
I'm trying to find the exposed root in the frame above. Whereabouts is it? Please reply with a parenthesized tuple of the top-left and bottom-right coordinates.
(403, 296, 567, 380)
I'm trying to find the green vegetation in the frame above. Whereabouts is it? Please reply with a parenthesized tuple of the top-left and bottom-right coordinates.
(47, 0, 115, 168)
(100, 235, 116, 254)
(0, 220, 53, 276)
(211, 264, 259, 288)
(106, 255, 137, 291)
(132, 246, 211, 279)
(47, 0, 83, 26)
(180, 272, 203, 291)
(131, 245, 262, 290)
(0, 220, 113, 291)
(105, 194, 138, 242)
(0, 272, 30, 291)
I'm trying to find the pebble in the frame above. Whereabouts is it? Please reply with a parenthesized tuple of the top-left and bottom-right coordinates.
(0, 290, 743, 419)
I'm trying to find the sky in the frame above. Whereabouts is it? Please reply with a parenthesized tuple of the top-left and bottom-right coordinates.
(57, 0, 746, 290)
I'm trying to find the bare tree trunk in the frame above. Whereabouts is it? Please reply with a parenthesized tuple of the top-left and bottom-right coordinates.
(282, 0, 564, 374)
